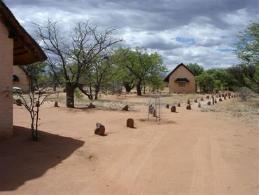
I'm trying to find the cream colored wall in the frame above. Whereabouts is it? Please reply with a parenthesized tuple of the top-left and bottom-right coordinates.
(168, 66, 196, 93)
(13, 66, 30, 92)
(0, 19, 13, 138)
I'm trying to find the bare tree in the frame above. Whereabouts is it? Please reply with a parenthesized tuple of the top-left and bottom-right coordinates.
(14, 89, 50, 141)
(36, 20, 120, 107)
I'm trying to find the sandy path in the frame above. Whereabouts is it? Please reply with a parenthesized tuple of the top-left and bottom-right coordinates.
(1, 99, 259, 195)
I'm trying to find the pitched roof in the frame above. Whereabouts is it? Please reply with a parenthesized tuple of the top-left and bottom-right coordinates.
(0, 1, 47, 65)
(164, 63, 194, 82)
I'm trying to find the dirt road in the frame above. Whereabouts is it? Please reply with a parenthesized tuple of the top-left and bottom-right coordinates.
(1, 99, 258, 195)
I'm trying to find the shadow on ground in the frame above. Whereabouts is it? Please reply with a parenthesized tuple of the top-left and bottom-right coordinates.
(0, 126, 84, 191)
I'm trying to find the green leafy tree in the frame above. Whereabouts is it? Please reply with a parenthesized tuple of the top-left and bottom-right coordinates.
(236, 23, 259, 67)
(112, 48, 166, 96)
(187, 63, 204, 76)
(196, 72, 215, 93)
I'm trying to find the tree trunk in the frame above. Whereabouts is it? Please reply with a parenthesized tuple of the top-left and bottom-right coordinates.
(94, 86, 100, 100)
(123, 82, 134, 93)
(66, 83, 76, 108)
(136, 81, 142, 96)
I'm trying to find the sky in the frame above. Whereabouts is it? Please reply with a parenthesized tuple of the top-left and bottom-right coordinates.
(4, 0, 259, 69)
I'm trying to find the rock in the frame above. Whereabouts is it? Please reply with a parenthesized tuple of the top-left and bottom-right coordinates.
(186, 104, 191, 110)
(95, 123, 106, 136)
(177, 102, 181, 107)
(194, 99, 198, 103)
(122, 105, 129, 111)
(206, 95, 210, 99)
(187, 99, 190, 104)
(166, 104, 170, 109)
(198, 103, 201, 108)
(88, 103, 96, 109)
(54, 101, 59, 107)
(15, 99, 22, 106)
(215, 100, 217, 104)
(126, 118, 135, 128)
(171, 105, 176, 112)
(200, 97, 204, 101)
(207, 101, 211, 106)
(219, 98, 223, 102)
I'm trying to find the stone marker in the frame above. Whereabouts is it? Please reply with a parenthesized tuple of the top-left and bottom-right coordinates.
(149, 105, 154, 114)
(171, 105, 176, 112)
(153, 109, 157, 117)
(186, 104, 191, 110)
(88, 103, 96, 109)
(54, 101, 59, 107)
(95, 123, 106, 136)
(122, 105, 129, 111)
(126, 118, 134, 128)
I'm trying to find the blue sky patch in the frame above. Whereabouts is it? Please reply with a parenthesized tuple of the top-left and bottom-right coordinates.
(176, 37, 196, 45)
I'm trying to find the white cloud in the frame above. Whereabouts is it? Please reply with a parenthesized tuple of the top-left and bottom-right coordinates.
(4, 0, 259, 69)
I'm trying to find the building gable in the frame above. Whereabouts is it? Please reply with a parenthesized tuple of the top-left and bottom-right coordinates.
(164, 63, 194, 82)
